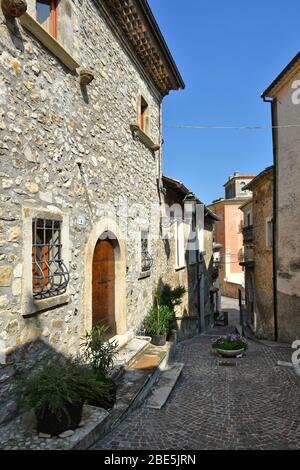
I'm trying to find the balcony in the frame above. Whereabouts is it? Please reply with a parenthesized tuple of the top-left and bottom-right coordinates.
(243, 225, 254, 244)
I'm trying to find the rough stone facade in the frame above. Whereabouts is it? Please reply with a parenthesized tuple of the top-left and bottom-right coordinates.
(262, 54, 300, 343)
(241, 167, 274, 340)
(0, 0, 184, 424)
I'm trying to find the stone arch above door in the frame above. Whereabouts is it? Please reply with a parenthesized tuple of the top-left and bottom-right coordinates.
(82, 218, 126, 337)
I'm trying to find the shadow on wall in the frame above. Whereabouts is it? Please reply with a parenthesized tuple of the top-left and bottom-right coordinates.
(0, 337, 68, 426)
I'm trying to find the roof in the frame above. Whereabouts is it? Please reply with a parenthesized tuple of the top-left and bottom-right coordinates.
(261, 52, 300, 98)
(162, 176, 220, 221)
(239, 198, 253, 211)
(244, 166, 274, 191)
(100, 0, 185, 96)
(223, 174, 256, 187)
(208, 197, 252, 209)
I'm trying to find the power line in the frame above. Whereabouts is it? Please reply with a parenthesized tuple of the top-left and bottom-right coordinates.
(164, 123, 300, 130)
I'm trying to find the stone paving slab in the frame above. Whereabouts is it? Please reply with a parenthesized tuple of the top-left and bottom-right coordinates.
(146, 363, 184, 409)
(93, 329, 300, 450)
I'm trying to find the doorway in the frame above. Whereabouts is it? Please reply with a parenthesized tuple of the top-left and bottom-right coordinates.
(92, 238, 116, 338)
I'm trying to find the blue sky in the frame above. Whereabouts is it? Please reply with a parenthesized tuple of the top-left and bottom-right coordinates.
(148, 0, 300, 204)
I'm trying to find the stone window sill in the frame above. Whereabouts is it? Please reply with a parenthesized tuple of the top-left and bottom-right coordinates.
(138, 270, 151, 280)
(19, 13, 80, 72)
(24, 293, 70, 316)
(130, 124, 160, 152)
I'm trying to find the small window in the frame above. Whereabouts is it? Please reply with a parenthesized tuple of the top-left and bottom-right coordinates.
(139, 97, 149, 134)
(36, 0, 57, 38)
(32, 219, 69, 299)
(141, 230, 153, 273)
(266, 218, 273, 248)
(246, 212, 251, 227)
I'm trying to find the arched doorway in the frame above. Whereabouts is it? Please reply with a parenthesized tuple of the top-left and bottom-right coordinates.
(82, 218, 127, 339)
(92, 237, 116, 337)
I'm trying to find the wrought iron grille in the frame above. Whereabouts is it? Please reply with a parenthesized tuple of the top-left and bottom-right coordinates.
(141, 230, 153, 273)
(32, 219, 69, 299)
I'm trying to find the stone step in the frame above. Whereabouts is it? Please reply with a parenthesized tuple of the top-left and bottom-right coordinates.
(146, 362, 184, 409)
(109, 336, 151, 381)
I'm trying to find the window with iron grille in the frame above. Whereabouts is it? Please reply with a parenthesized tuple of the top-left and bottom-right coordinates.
(141, 230, 153, 273)
(32, 219, 69, 299)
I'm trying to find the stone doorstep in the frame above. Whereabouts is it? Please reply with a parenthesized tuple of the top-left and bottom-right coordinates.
(146, 363, 184, 410)
(111, 336, 152, 372)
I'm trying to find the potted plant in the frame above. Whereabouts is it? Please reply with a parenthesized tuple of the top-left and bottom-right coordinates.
(13, 359, 110, 436)
(144, 305, 172, 346)
(211, 334, 248, 358)
(81, 325, 118, 410)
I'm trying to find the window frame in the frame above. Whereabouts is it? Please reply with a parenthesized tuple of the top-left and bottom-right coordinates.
(140, 229, 153, 276)
(32, 218, 69, 300)
(36, 0, 57, 39)
(21, 207, 70, 316)
(266, 217, 273, 248)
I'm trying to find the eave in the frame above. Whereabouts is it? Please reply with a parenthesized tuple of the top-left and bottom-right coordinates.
(99, 0, 185, 96)
(261, 51, 300, 98)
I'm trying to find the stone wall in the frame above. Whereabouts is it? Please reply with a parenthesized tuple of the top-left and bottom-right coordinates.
(252, 176, 274, 340)
(0, 0, 166, 423)
(274, 69, 300, 343)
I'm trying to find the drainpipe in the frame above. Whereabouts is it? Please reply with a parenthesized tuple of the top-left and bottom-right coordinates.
(263, 96, 278, 341)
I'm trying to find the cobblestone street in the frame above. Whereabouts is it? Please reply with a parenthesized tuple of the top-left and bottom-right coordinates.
(93, 304, 300, 450)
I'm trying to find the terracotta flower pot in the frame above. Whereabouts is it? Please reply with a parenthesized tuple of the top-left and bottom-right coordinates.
(1, 0, 27, 18)
(36, 402, 83, 436)
(79, 69, 95, 86)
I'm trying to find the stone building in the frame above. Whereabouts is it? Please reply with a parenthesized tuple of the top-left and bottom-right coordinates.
(262, 52, 300, 343)
(0, 0, 184, 423)
(208, 172, 255, 299)
(240, 166, 274, 340)
(161, 176, 220, 339)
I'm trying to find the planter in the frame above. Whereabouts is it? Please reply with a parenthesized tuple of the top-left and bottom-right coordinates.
(215, 348, 245, 358)
(79, 69, 95, 86)
(1, 0, 27, 18)
(36, 402, 83, 436)
(151, 334, 167, 346)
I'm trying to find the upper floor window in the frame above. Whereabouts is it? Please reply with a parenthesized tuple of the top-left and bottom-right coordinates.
(36, 0, 57, 38)
(266, 218, 273, 248)
(138, 96, 150, 135)
(32, 218, 69, 299)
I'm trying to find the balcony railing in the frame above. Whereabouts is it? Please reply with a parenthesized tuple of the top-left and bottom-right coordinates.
(243, 225, 254, 244)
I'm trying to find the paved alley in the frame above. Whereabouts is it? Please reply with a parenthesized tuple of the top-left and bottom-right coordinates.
(92, 303, 300, 450)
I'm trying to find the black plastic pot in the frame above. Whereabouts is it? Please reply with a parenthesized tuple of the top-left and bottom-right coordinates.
(36, 402, 83, 436)
(151, 334, 167, 346)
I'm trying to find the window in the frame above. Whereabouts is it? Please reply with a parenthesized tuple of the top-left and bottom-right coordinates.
(138, 96, 150, 135)
(36, 0, 57, 38)
(141, 230, 153, 273)
(172, 212, 185, 269)
(266, 218, 273, 248)
(32, 219, 69, 299)
(246, 212, 251, 227)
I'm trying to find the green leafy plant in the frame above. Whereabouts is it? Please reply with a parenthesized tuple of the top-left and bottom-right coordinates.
(82, 324, 118, 376)
(154, 284, 186, 311)
(143, 305, 173, 337)
(153, 283, 186, 334)
(13, 359, 112, 419)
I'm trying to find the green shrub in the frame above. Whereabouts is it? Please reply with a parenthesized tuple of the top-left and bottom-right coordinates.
(143, 305, 173, 337)
(13, 359, 113, 419)
(154, 284, 186, 311)
(82, 324, 118, 376)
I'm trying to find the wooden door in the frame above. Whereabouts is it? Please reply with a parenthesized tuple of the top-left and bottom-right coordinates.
(92, 239, 116, 337)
